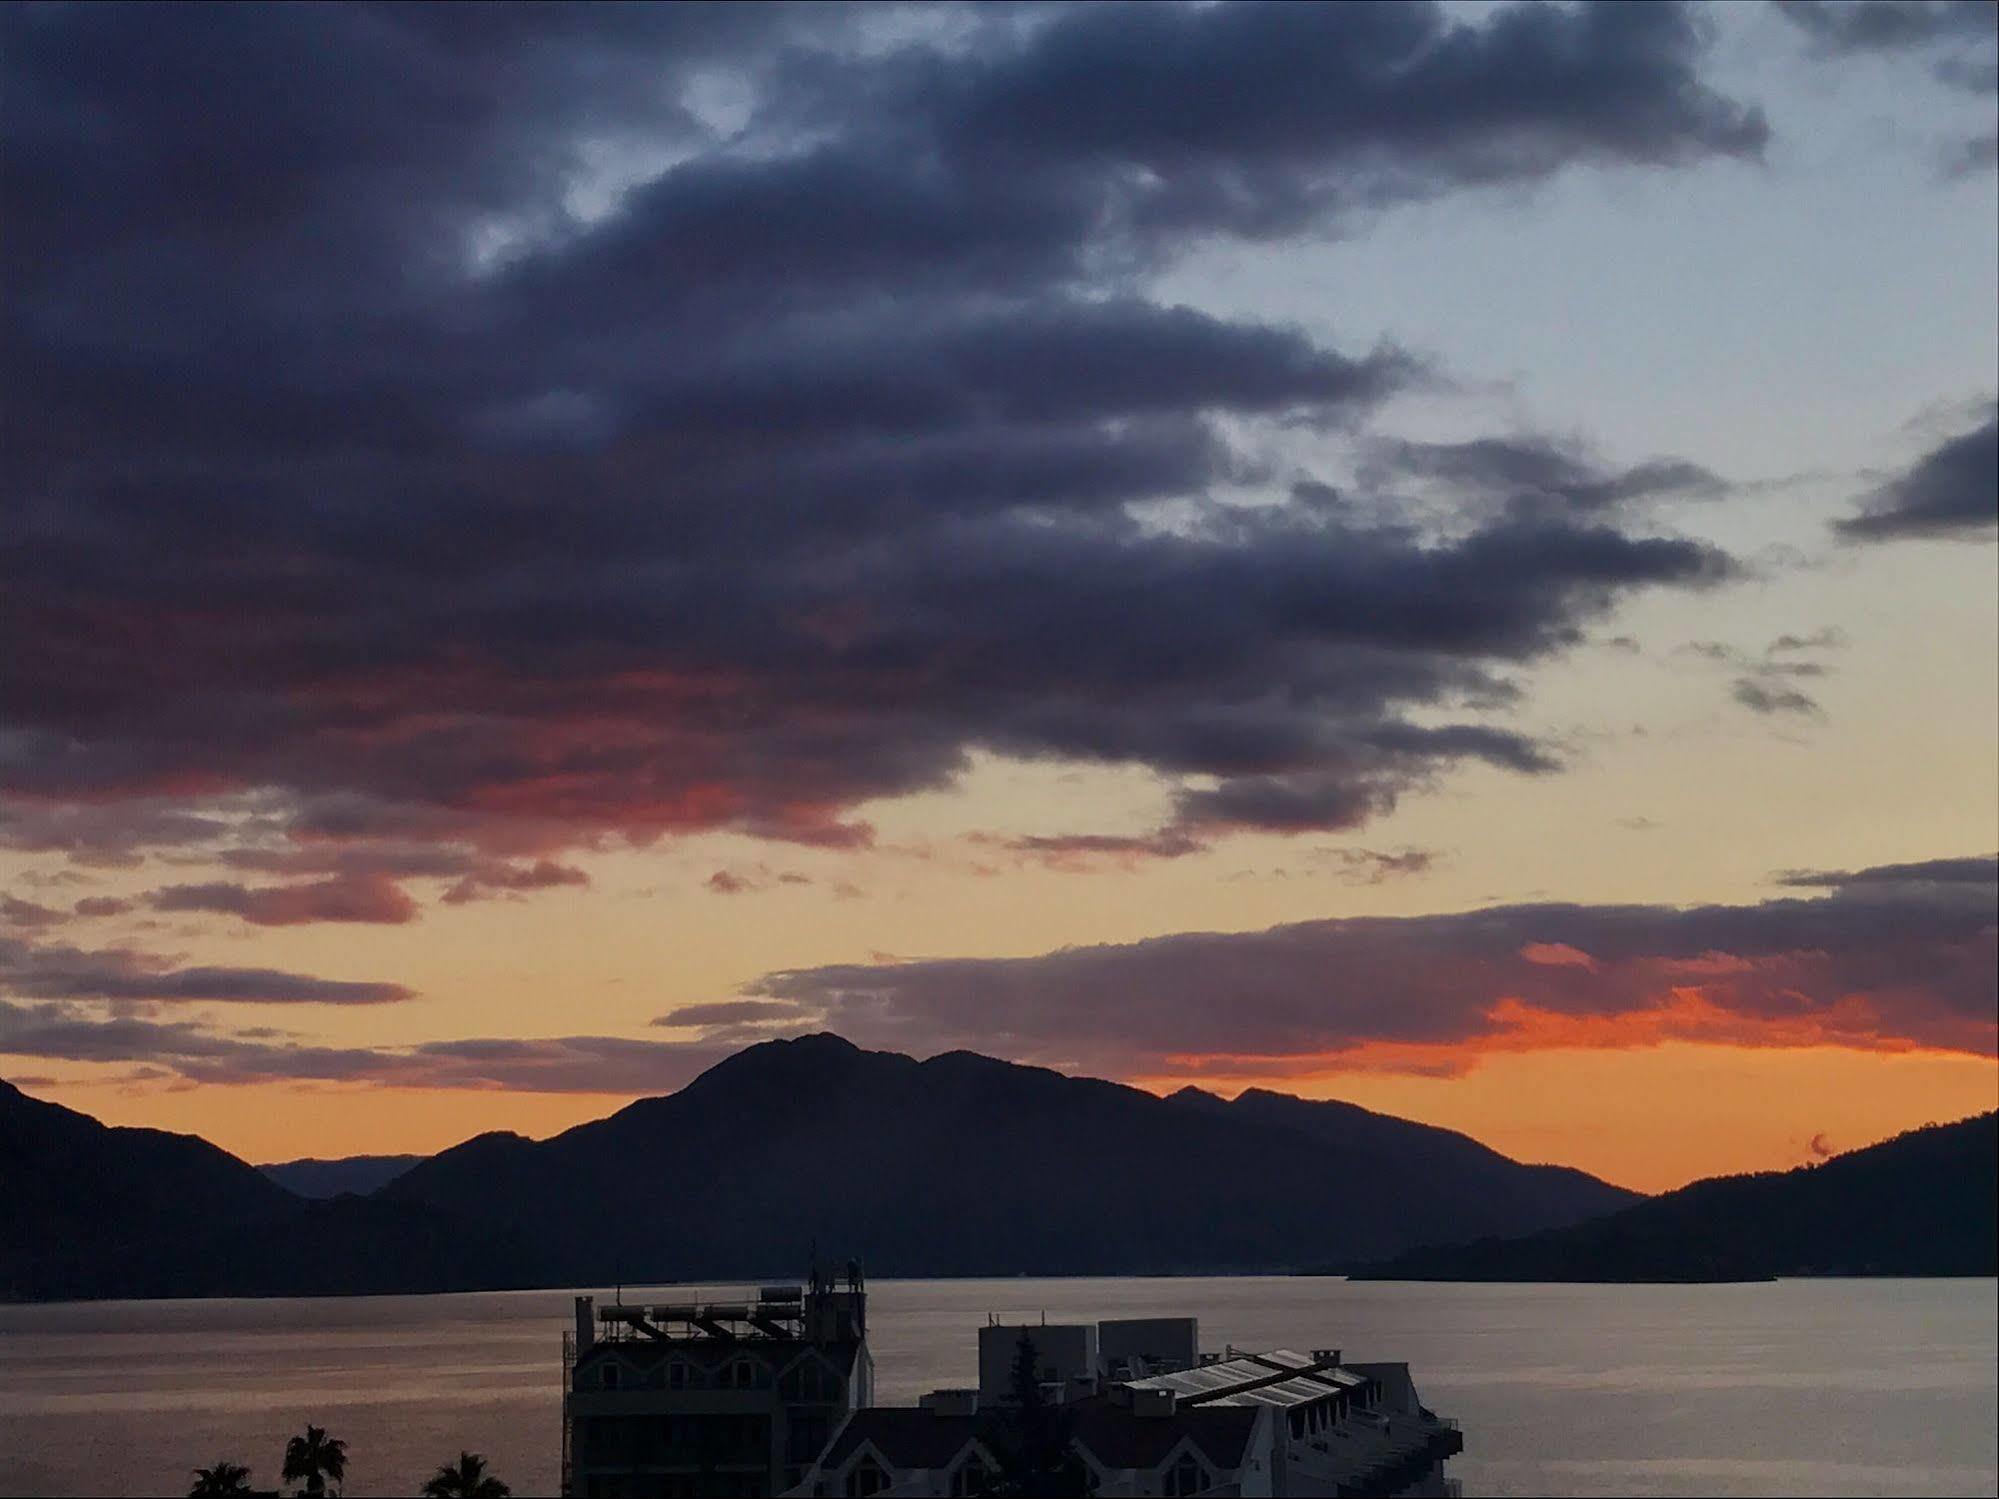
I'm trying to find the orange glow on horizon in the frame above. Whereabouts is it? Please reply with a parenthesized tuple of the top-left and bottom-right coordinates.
(1129, 1042, 1999, 1193)
(20, 1039, 1996, 1196)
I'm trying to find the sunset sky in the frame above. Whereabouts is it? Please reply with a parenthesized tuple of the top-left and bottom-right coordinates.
(4, 1, 1994, 1193)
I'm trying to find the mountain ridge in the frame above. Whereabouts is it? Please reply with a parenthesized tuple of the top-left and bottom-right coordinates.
(379, 1032, 1637, 1281)
(15, 1046, 1991, 1297)
(1347, 1111, 1999, 1281)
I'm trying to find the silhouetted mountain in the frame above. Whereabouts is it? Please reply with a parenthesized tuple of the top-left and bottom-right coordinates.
(259, 1153, 425, 1198)
(1350, 1113, 1998, 1281)
(0, 1076, 292, 1296)
(381, 1034, 1638, 1280)
(2, 1040, 1649, 1298)
(1168, 1085, 1632, 1235)
(0, 1080, 542, 1301)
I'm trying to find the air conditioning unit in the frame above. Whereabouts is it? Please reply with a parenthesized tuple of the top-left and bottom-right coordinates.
(1132, 1387, 1178, 1418)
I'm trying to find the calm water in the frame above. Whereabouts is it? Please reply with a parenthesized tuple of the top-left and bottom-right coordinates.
(0, 1277, 1992, 1498)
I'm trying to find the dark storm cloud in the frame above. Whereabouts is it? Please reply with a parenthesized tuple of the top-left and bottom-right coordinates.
(2, 2, 1760, 891)
(0, 937, 414, 1005)
(1777, 0, 1999, 92)
(1836, 408, 1999, 541)
(745, 854, 1999, 1073)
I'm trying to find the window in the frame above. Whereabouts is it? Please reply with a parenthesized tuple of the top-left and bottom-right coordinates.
(787, 1358, 841, 1402)
(1166, 1454, 1205, 1496)
(951, 1456, 993, 1496)
(600, 1363, 619, 1390)
(789, 1415, 832, 1464)
(847, 1458, 889, 1498)
(669, 1360, 688, 1389)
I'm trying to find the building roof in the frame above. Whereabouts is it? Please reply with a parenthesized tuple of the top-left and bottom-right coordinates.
(818, 1399, 1261, 1478)
(1070, 1400, 1262, 1471)
(820, 1408, 985, 1471)
(1121, 1349, 1366, 1408)
(579, 1336, 860, 1372)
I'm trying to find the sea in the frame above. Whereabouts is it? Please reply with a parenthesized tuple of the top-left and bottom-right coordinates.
(0, 1276, 1992, 1498)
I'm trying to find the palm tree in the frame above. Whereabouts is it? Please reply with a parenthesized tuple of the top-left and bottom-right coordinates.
(281, 1424, 348, 1497)
(420, 1451, 512, 1499)
(188, 1460, 254, 1497)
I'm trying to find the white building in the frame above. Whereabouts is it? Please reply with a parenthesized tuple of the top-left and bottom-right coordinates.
(791, 1321, 1461, 1498)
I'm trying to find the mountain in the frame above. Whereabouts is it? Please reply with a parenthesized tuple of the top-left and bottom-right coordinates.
(1349, 1112, 1998, 1282)
(0, 1076, 293, 1297)
(259, 1153, 426, 1198)
(380, 1033, 1638, 1280)
(0, 1079, 542, 1301)
(1168, 1085, 1634, 1238)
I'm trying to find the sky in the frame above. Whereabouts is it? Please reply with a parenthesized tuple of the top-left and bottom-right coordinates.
(3, 1, 1995, 1193)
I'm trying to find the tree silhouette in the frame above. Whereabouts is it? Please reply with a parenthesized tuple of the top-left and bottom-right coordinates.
(281, 1425, 348, 1497)
(987, 1333, 1093, 1496)
(188, 1459, 254, 1497)
(420, 1451, 512, 1499)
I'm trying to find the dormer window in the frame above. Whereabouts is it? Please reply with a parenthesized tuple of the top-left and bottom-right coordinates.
(600, 1363, 619, 1391)
(1165, 1453, 1205, 1496)
(950, 1455, 993, 1496)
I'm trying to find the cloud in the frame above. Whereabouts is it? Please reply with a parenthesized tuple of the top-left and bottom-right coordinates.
(1321, 847, 1440, 883)
(1776, 854, 1999, 889)
(705, 866, 816, 896)
(1777, 0, 1999, 93)
(1809, 1130, 1835, 1159)
(982, 831, 1208, 868)
(0, 936, 414, 1005)
(1680, 632, 1843, 720)
(438, 858, 591, 905)
(149, 874, 420, 927)
(1939, 130, 1999, 180)
(1363, 435, 1727, 522)
(1732, 679, 1822, 718)
(0, 802, 243, 867)
(1836, 407, 1999, 541)
(13, 858, 1989, 1093)
(654, 999, 812, 1028)
(744, 854, 1999, 1075)
(1, 896, 65, 931)
(0, 999, 731, 1094)
(0, 2, 1760, 885)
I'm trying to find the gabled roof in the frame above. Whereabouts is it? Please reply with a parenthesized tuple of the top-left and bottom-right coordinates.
(1070, 1400, 1262, 1472)
(820, 1409, 986, 1472)
(819, 1396, 1263, 1478)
